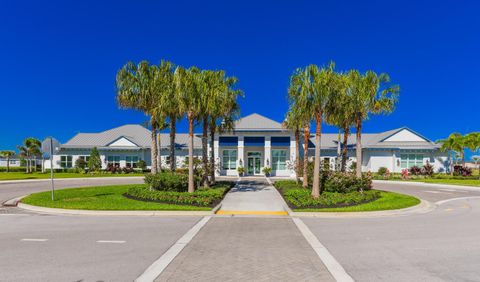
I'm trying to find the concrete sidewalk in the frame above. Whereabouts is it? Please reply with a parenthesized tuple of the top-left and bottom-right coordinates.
(155, 217, 335, 281)
(217, 178, 288, 215)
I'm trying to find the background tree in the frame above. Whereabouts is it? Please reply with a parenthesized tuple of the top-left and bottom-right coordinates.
(349, 70, 399, 177)
(0, 150, 15, 172)
(17, 138, 41, 173)
(283, 110, 303, 182)
(465, 132, 480, 167)
(88, 147, 102, 172)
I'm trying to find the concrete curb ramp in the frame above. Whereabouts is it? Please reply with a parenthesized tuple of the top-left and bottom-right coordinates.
(16, 202, 219, 217)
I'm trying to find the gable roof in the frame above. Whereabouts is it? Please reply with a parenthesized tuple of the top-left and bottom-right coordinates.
(309, 127, 439, 150)
(234, 113, 284, 131)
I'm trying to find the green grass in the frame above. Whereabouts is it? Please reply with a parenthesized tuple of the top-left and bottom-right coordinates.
(295, 190, 420, 212)
(383, 178, 480, 187)
(0, 172, 144, 181)
(21, 184, 211, 211)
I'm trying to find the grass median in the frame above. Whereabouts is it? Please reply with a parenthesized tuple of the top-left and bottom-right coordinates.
(21, 184, 214, 211)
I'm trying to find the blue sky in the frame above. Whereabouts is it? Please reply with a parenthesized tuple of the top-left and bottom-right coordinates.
(1, 0, 479, 155)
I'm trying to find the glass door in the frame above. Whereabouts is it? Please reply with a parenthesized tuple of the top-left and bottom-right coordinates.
(247, 152, 262, 175)
(254, 157, 261, 174)
(247, 157, 254, 175)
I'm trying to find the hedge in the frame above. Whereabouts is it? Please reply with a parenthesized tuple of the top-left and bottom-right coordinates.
(125, 181, 233, 207)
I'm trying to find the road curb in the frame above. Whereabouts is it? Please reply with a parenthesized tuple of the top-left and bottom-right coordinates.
(290, 199, 434, 218)
(0, 176, 145, 184)
(16, 202, 215, 216)
(373, 180, 480, 191)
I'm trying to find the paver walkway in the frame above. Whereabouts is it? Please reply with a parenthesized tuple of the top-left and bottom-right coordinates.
(156, 217, 334, 282)
(217, 178, 288, 215)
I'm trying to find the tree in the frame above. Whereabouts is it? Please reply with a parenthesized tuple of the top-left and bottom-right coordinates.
(75, 158, 87, 170)
(349, 70, 399, 177)
(175, 66, 202, 193)
(283, 110, 303, 183)
(310, 62, 336, 198)
(88, 147, 102, 172)
(288, 67, 314, 188)
(17, 138, 41, 173)
(116, 61, 165, 174)
(0, 150, 15, 172)
(465, 132, 480, 167)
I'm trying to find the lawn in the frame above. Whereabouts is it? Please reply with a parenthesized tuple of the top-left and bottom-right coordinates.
(295, 191, 420, 212)
(21, 184, 211, 211)
(0, 172, 144, 181)
(402, 178, 480, 187)
(274, 180, 420, 212)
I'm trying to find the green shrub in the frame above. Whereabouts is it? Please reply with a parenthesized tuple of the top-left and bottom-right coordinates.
(125, 182, 233, 207)
(0, 166, 27, 172)
(144, 172, 189, 192)
(283, 189, 380, 209)
(378, 167, 388, 176)
(324, 172, 372, 193)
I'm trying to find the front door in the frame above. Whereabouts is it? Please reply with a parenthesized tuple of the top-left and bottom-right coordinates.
(247, 152, 261, 175)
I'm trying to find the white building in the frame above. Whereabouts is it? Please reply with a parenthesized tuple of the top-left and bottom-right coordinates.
(46, 113, 448, 175)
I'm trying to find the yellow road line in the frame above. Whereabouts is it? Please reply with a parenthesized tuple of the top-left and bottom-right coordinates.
(216, 210, 289, 215)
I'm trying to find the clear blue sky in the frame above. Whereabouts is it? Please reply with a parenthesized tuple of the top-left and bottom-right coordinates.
(1, 0, 479, 153)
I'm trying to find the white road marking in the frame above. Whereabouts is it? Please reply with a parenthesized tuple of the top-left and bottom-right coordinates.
(96, 240, 126, 244)
(21, 238, 48, 242)
(436, 196, 480, 205)
(424, 190, 450, 194)
(292, 217, 354, 282)
(135, 216, 211, 282)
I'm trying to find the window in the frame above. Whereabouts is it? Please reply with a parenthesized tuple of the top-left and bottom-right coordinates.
(60, 156, 72, 168)
(126, 156, 138, 168)
(400, 154, 424, 169)
(272, 149, 287, 170)
(222, 150, 237, 170)
(9, 160, 16, 164)
(106, 156, 120, 167)
(166, 156, 171, 165)
(79, 156, 90, 163)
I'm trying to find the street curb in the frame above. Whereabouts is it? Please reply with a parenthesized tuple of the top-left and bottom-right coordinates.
(16, 202, 215, 216)
(266, 176, 294, 215)
(0, 176, 145, 184)
(290, 199, 434, 218)
(373, 180, 480, 191)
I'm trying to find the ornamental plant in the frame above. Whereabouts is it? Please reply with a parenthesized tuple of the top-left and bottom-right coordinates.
(401, 169, 409, 179)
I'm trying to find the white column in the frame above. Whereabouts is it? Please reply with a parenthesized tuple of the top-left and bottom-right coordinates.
(237, 136, 244, 176)
(290, 134, 296, 177)
(214, 135, 220, 176)
(264, 136, 271, 170)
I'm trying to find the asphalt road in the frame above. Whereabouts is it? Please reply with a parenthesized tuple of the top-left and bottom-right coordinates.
(303, 182, 480, 282)
(0, 177, 144, 204)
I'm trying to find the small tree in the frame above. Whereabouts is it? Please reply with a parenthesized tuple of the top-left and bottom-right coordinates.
(0, 150, 15, 172)
(88, 147, 102, 172)
(137, 159, 147, 171)
(75, 158, 87, 171)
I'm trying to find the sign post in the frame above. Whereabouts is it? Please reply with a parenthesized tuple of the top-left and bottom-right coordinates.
(42, 137, 59, 201)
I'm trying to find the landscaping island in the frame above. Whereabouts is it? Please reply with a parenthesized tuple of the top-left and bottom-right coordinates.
(21, 173, 234, 211)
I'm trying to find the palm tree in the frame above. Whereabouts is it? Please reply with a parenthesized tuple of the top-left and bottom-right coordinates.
(438, 134, 457, 175)
(325, 73, 355, 173)
(283, 110, 303, 182)
(288, 67, 314, 188)
(17, 138, 41, 173)
(175, 66, 202, 193)
(0, 150, 15, 172)
(449, 133, 466, 167)
(208, 80, 242, 184)
(116, 61, 165, 174)
(310, 62, 336, 198)
(465, 132, 480, 167)
(349, 70, 399, 177)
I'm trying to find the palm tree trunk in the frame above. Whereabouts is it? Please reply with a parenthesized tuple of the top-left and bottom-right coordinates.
(295, 129, 300, 183)
(210, 125, 216, 184)
(157, 132, 162, 172)
(449, 151, 453, 175)
(187, 112, 195, 193)
(150, 123, 158, 174)
(202, 117, 209, 187)
(302, 125, 310, 188)
(355, 118, 362, 178)
(169, 117, 176, 171)
(6, 157, 10, 173)
(341, 126, 349, 172)
(312, 113, 322, 198)
(336, 130, 341, 172)
(462, 150, 465, 167)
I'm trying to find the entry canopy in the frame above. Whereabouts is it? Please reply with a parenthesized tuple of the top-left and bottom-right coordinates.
(244, 137, 265, 147)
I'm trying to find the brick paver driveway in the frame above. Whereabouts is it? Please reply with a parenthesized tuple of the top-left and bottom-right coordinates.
(156, 217, 334, 282)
